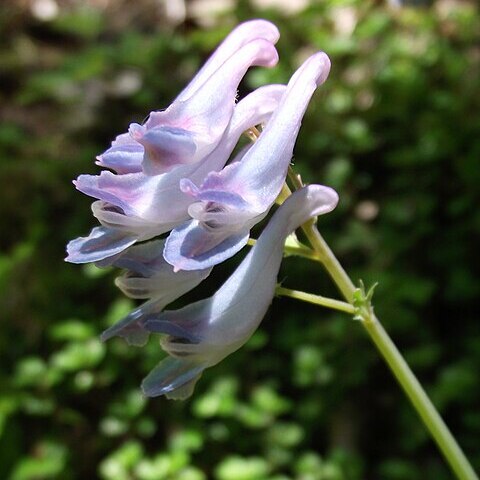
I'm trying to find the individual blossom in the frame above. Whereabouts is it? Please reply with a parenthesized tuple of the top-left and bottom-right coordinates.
(99, 239, 212, 347)
(65, 20, 281, 264)
(137, 184, 339, 400)
(163, 51, 331, 271)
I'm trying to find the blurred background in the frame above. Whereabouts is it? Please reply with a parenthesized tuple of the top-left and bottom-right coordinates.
(1, 0, 479, 478)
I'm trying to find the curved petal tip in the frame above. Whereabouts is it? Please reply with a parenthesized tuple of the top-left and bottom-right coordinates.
(141, 356, 205, 398)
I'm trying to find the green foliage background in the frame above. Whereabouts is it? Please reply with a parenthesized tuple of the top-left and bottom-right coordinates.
(0, 0, 479, 478)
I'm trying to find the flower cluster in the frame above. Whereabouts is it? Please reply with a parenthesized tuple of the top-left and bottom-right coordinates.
(66, 20, 338, 399)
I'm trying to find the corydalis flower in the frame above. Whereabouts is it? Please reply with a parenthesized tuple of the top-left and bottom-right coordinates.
(163, 51, 331, 271)
(66, 85, 284, 264)
(65, 20, 282, 264)
(67, 20, 285, 263)
(99, 19, 280, 177)
(139, 185, 339, 400)
(99, 239, 212, 347)
(66, 20, 339, 402)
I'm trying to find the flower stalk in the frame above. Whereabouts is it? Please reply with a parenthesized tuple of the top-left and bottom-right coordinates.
(362, 311, 478, 480)
(283, 168, 478, 480)
(246, 119, 477, 480)
(276, 286, 354, 314)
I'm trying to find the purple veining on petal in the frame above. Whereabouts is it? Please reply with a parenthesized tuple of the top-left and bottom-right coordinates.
(65, 226, 139, 264)
(128, 124, 197, 175)
(96, 133, 144, 174)
(164, 220, 252, 272)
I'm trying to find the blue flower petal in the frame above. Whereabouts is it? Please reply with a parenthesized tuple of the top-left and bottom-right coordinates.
(65, 226, 138, 264)
(164, 220, 250, 271)
(141, 357, 205, 398)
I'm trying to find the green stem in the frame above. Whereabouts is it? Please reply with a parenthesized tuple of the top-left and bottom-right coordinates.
(302, 221, 355, 302)
(284, 168, 477, 479)
(276, 286, 354, 314)
(362, 314, 478, 480)
(283, 243, 319, 261)
(248, 237, 319, 261)
(306, 223, 478, 480)
(287, 167, 355, 301)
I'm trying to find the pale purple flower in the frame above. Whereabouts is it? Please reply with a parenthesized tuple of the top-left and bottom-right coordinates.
(66, 20, 340, 402)
(100, 240, 212, 346)
(163, 51, 331, 272)
(65, 20, 281, 264)
(98, 19, 281, 177)
(139, 185, 339, 400)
